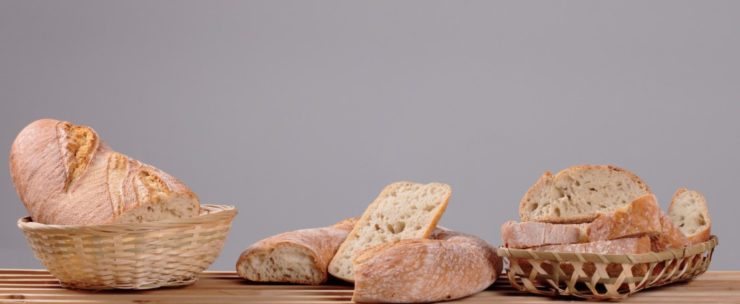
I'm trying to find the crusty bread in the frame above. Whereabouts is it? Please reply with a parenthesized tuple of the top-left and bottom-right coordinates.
(501, 221, 587, 248)
(651, 213, 690, 251)
(519, 165, 651, 223)
(352, 228, 502, 303)
(533, 236, 651, 254)
(328, 181, 451, 282)
(236, 218, 357, 285)
(669, 188, 711, 244)
(9, 119, 200, 225)
(587, 194, 662, 241)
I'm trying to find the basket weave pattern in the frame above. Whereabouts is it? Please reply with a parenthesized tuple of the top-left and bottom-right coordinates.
(18, 204, 237, 290)
(498, 236, 717, 300)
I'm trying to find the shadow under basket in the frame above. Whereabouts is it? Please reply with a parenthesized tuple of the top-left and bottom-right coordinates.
(497, 236, 717, 301)
(17, 204, 237, 290)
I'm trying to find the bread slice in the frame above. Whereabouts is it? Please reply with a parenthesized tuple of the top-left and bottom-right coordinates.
(587, 194, 662, 241)
(533, 236, 651, 254)
(328, 181, 451, 282)
(651, 213, 689, 251)
(501, 221, 587, 248)
(669, 188, 711, 244)
(519, 165, 651, 223)
(236, 218, 357, 284)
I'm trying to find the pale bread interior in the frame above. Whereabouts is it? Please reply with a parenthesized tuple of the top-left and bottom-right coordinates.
(521, 166, 649, 222)
(238, 246, 321, 283)
(669, 189, 710, 240)
(328, 182, 450, 281)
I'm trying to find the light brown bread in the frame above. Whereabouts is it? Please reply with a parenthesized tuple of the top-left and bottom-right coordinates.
(352, 228, 502, 303)
(587, 194, 662, 241)
(519, 165, 651, 223)
(651, 213, 690, 251)
(669, 188, 711, 244)
(501, 221, 587, 248)
(533, 236, 651, 254)
(328, 181, 451, 282)
(236, 218, 357, 285)
(9, 119, 199, 225)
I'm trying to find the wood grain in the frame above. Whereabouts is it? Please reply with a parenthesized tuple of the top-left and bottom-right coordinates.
(0, 270, 738, 303)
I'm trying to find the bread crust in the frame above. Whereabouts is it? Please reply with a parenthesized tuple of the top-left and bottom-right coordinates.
(352, 228, 502, 303)
(519, 165, 651, 223)
(9, 119, 199, 225)
(236, 218, 357, 285)
(587, 194, 662, 241)
(669, 188, 711, 244)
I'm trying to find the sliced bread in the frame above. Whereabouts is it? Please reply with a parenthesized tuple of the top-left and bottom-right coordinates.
(533, 236, 651, 254)
(328, 181, 451, 282)
(501, 221, 587, 248)
(587, 194, 662, 241)
(651, 213, 690, 251)
(669, 188, 711, 244)
(519, 165, 651, 223)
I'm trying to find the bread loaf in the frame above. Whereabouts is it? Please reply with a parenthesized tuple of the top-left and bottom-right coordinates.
(669, 188, 711, 244)
(352, 228, 502, 303)
(532, 236, 651, 254)
(519, 165, 651, 223)
(328, 181, 451, 282)
(236, 218, 357, 284)
(651, 213, 690, 251)
(9, 119, 200, 225)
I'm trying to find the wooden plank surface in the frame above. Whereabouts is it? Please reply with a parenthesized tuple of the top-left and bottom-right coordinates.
(0, 270, 738, 303)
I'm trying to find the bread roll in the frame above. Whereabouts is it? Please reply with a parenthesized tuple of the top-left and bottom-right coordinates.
(352, 228, 502, 303)
(9, 119, 199, 225)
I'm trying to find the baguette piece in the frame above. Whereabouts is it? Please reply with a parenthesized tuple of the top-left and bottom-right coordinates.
(328, 182, 451, 282)
(9, 119, 199, 225)
(669, 188, 711, 244)
(501, 221, 587, 248)
(520, 165, 651, 223)
(587, 194, 662, 241)
(533, 236, 651, 254)
(236, 218, 357, 284)
(353, 228, 502, 303)
(651, 213, 690, 251)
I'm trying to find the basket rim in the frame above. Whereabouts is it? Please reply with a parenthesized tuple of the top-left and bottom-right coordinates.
(17, 204, 237, 232)
(497, 235, 718, 264)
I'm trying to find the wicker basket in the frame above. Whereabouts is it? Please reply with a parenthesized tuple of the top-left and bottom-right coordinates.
(497, 236, 717, 301)
(17, 204, 237, 290)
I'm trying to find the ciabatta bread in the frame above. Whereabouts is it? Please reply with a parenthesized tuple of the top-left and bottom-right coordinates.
(669, 188, 711, 244)
(501, 221, 587, 248)
(236, 218, 357, 285)
(9, 119, 200, 225)
(352, 228, 502, 303)
(520, 165, 651, 223)
(328, 181, 451, 282)
(587, 194, 662, 241)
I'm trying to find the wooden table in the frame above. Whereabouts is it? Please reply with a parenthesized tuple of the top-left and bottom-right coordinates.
(0, 270, 738, 303)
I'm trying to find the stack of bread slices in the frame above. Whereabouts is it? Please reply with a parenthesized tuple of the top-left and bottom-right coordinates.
(502, 165, 711, 255)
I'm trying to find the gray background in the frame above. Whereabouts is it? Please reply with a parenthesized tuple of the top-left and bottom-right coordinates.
(1, 1, 738, 270)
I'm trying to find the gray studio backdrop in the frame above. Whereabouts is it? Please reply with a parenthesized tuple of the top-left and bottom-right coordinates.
(1, 1, 738, 270)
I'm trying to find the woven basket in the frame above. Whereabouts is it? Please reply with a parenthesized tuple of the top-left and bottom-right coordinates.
(497, 236, 717, 301)
(17, 204, 237, 290)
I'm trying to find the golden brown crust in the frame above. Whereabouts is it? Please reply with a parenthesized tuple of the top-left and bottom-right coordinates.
(587, 194, 662, 241)
(236, 218, 356, 284)
(9, 119, 199, 225)
(352, 229, 502, 303)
